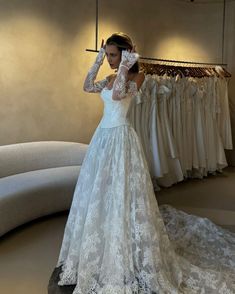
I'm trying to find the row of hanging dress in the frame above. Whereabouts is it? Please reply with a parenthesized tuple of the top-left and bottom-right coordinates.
(128, 69, 233, 188)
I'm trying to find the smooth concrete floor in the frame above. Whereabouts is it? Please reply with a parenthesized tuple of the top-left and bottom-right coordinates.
(0, 212, 67, 294)
(157, 167, 235, 231)
(1, 167, 235, 294)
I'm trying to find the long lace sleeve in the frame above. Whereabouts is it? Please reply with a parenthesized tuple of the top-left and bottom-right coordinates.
(83, 48, 108, 93)
(112, 50, 139, 100)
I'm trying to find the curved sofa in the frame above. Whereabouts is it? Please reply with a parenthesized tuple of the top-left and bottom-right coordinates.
(0, 141, 88, 237)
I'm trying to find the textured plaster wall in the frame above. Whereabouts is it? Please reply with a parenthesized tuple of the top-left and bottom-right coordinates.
(0, 0, 102, 145)
(0, 0, 234, 165)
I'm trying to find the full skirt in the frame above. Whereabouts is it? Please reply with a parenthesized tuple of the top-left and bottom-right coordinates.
(56, 125, 235, 294)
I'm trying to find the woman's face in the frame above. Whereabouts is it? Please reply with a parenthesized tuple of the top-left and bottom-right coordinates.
(105, 44, 121, 70)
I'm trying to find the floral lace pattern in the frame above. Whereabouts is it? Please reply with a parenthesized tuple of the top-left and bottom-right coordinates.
(112, 51, 139, 100)
(56, 60, 235, 293)
(56, 125, 235, 293)
(120, 50, 139, 69)
(160, 205, 235, 293)
(83, 49, 139, 100)
(83, 48, 108, 93)
(57, 125, 184, 293)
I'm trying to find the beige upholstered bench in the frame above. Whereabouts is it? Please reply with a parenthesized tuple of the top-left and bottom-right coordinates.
(0, 141, 88, 237)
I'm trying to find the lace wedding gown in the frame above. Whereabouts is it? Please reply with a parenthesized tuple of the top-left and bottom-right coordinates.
(55, 83, 235, 294)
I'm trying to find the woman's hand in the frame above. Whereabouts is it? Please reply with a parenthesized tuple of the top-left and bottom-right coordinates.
(120, 47, 139, 70)
(95, 39, 105, 65)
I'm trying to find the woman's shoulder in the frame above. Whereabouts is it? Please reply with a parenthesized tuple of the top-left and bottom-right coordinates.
(133, 71, 145, 82)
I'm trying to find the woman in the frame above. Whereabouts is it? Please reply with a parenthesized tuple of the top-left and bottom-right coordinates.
(51, 33, 235, 293)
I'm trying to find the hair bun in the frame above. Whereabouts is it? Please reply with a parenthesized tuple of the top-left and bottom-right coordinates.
(107, 32, 133, 50)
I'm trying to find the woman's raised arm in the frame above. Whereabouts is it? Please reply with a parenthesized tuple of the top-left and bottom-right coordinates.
(83, 41, 108, 93)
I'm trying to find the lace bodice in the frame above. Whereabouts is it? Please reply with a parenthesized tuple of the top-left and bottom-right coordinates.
(99, 86, 133, 128)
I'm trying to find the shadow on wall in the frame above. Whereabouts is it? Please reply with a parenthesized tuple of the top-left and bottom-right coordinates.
(0, 0, 95, 38)
(0, 0, 104, 146)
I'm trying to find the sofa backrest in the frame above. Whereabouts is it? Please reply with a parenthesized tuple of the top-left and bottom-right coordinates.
(0, 141, 88, 178)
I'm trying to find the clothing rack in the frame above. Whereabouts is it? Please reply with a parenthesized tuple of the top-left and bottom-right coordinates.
(86, 49, 229, 67)
(139, 62, 232, 78)
(86, 49, 231, 77)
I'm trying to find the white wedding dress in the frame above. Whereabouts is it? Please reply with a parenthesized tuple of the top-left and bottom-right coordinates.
(55, 83, 235, 293)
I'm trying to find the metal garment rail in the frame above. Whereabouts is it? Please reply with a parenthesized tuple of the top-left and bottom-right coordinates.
(85, 49, 228, 66)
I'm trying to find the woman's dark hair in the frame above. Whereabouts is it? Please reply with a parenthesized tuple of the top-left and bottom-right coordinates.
(106, 32, 139, 73)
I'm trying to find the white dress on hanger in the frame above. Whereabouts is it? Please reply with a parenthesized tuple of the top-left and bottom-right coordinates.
(55, 82, 235, 294)
(203, 78, 227, 172)
(148, 76, 163, 178)
(193, 81, 207, 175)
(216, 77, 233, 150)
(128, 77, 152, 172)
(139, 76, 154, 171)
(156, 78, 183, 187)
(172, 76, 185, 176)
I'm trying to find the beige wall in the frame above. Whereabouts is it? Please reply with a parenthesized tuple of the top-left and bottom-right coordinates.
(0, 0, 235, 162)
(0, 0, 103, 145)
